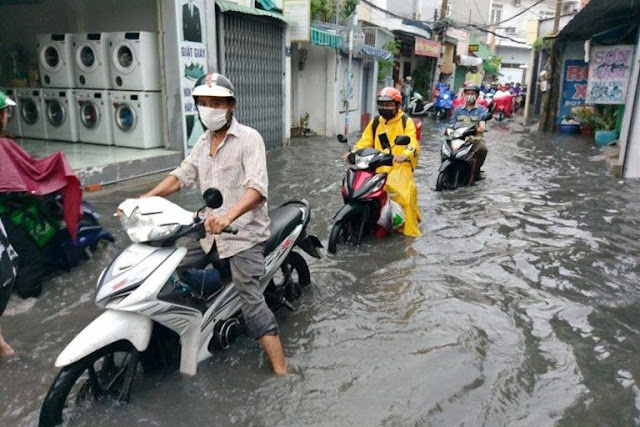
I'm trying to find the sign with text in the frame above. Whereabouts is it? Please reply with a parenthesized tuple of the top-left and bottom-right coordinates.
(587, 44, 635, 104)
(284, 0, 310, 42)
(177, 0, 208, 153)
(415, 38, 440, 58)
(559, 59, 589, 122)
(468, 44, 479, 52)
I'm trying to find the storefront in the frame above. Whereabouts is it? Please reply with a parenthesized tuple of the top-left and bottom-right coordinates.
(0, 0, 290, 186)
(554, 0, 640, 178)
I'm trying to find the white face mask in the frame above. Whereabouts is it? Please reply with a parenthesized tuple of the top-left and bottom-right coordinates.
(197, 106, 229, 131)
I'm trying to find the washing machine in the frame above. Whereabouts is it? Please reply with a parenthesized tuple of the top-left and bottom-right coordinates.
(37, 33, 75, 88)
(16, 88, 48, 139)
(73, 32, 111, 89)
(42, 89, 79, 142)
(109, 91, 163, 149)
(109, 31, 160, 91)
(75, 89, 113, 145)
(1, 88, 21, 137)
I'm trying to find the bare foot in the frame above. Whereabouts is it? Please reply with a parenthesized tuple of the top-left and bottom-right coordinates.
(0, 342, 15, 358)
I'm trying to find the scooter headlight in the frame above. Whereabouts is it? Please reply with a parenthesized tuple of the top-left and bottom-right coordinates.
(451, 139, 467, 151)
(453, 127, 468, 139)
(441, 143, 451, 157)
(119, 207, 180, 243)
(355, 154, 375, 169)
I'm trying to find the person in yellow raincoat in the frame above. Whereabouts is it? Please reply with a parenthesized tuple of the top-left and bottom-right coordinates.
(343, 87, 422, 237)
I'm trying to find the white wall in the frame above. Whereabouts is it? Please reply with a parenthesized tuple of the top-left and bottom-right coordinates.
(490, 0, 556, 44)
(292, 44, 335, 136)
(496, 45, 531, 65)
(0, 0, 158, 70)
(450, 0, 491, 26)
(620, 32, 640, 178)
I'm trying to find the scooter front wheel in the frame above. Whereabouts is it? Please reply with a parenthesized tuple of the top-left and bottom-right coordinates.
(436, 169, 461, 191)
(328, 221, 346, 254)
(39, 341, 141, 427)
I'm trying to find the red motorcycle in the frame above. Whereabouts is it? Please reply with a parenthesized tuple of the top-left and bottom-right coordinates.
(328, 135, 410, 254)
(492, 94, 514, 121)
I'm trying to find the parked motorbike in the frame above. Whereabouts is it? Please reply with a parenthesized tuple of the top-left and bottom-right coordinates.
(436, 112, 492, 191)
(407, 91, 433, 116)
(434, 88, 454, 120)
(0, 193, 113, 298)
(39, 189, 322, 426)
(328, 135, 410, 254)
(492, 94, 514, 121)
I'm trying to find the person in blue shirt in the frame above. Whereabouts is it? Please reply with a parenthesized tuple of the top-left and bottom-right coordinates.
(450, 83, 489, 180)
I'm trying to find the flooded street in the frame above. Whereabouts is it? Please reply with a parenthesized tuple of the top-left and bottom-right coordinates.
(3, 117, 640, 426)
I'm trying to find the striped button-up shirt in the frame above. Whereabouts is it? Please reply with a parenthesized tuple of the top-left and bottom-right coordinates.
(170, 118, 270, 259)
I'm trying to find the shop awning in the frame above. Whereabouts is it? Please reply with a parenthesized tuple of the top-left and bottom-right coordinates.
(310, 26, 342, 49)
(215, 0, 292, 23)
(360, 44, 394, 61)
(558, 0, 640, 41)
(256, 0, 278, 11)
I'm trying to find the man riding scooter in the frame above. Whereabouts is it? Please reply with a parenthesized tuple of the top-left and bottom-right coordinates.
(341, 87, 421, 237)
(450, 83, 489, 181)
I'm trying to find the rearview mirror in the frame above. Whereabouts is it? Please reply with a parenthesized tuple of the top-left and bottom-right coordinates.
(203, 188, 223, 209)
(483, 113, 493, 121)
(395, 135, 411, 146)
(337, 134, 348, 143)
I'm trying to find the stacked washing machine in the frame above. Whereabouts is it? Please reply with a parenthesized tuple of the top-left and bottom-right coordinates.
(107, 31, 163, 149)
(7, 31, 163, 149)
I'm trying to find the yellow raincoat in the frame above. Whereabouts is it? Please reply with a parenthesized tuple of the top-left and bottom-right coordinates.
(354, 110, 422, 237)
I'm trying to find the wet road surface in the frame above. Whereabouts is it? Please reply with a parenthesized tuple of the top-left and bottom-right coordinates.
(2, 117, 640, 426)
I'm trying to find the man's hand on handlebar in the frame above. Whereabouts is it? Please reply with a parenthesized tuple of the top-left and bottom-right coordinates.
(342, 152, 351, 162)
(204, 215, 233, 235)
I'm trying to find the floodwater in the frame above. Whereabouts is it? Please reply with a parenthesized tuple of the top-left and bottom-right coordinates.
(2, 117, 640, 426)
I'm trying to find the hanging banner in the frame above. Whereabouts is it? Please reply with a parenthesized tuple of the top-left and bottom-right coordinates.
(559, 59, 589, 121)
(284, 0, 310, 42)
(177, 0, 208, 153)
(415, 38, 440, 58)
(586, 44, 634, 105)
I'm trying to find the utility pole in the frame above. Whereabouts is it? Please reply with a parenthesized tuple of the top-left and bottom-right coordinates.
(539, 0, 563, 131)
(433, 0, 449, 85)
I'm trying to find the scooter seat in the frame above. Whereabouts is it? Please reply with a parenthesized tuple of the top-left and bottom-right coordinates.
(264, 205, 303, 255)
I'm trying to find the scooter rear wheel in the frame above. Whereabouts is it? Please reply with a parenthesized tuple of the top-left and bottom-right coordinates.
(39, 341, 141, 427)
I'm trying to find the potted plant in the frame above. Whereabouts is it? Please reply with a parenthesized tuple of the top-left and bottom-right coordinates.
(572, 106, 596, 136)
(594, 105, 619, 146)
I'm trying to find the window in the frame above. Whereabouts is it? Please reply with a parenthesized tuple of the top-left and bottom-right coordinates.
(505, 27, 517, 34)
(446, 4, 452, 18)
(490, 4, 503, 24)
(539, 10, 555, 19)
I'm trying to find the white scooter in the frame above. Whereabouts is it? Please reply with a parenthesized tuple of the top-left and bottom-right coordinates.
(407, 91, 434, 116)
(39, 188, 322, 427)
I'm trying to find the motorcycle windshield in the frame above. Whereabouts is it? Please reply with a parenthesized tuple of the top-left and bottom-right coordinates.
(118, 197, 194, 243)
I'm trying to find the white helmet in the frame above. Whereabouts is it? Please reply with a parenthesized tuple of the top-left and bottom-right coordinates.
(192, 73, 236, 99)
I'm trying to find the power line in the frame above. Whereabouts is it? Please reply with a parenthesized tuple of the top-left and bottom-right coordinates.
(472, 0, 488, 25)
(479, 0, 549, 29)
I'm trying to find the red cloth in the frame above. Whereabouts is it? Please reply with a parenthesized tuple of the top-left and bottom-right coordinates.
(477, 98, 490, 109)
(493, 95, 514, 116)
(452, 96, 466, 110)
(0, 138, 82, 239)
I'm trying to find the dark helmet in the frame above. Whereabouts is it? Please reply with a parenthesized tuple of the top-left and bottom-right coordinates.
(463, 83, 480, 94)
(193, 73, 235, 99)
